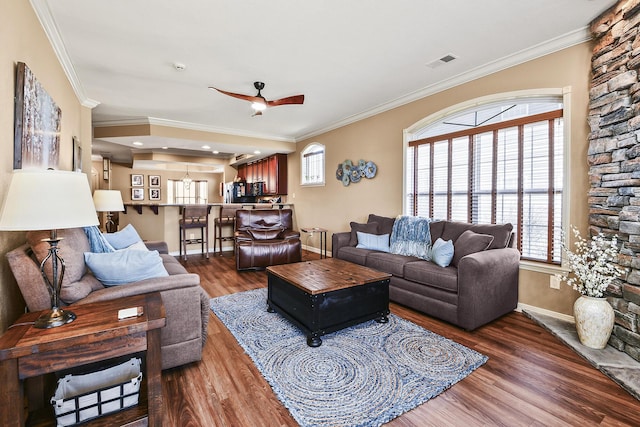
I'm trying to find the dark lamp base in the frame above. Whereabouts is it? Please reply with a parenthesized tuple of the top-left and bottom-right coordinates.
(34, 307, 76, 329)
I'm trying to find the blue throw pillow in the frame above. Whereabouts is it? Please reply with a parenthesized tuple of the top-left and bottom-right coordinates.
(84, 250, 168, 286)
(356, 232, 390, 252)
(430, 238, 454, 267)
(103, 224, 143, 250)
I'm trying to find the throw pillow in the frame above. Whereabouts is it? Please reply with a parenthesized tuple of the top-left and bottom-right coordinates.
(84, 250, 168, 286)
(103, 224, 143, 250)
(356, 232, 390, 252)
(349, 221, 379, 246)
(389, 215, 432, 260)
(27, 228, 89, 287)
(431, 238, 454, 267)
(451, 230, 494, 267)
(120, 240, 149, 251)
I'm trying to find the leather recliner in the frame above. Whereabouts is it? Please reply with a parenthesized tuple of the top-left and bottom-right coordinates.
(234, 209, 302, 270)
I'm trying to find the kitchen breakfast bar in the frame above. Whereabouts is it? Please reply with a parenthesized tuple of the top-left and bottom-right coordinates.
(115, 203, 294, 256)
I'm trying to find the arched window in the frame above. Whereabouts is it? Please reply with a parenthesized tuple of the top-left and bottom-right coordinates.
(301, 143, 325, 186)
(405, 95, 565, 264)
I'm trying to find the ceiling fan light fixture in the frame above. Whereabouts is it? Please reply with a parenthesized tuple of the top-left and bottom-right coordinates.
(251, 101, 267, 111)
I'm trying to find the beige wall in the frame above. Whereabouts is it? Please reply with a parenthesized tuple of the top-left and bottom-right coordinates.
(0, 2, 92, 332)
(292, 43, 592, 316)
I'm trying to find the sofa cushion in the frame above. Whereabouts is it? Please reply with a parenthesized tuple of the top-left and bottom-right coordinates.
(431, 238, 454, 267)
(441, 221, 512, 250)
(403, 260, 459, 292)
(366, 252, 418, 278)
(367, 214, 396, 236)
(248, 229, 284, 240)
(389, 216, 432, 260)
(337, 246, 373, 265)
(349, 221, 378, 246)
(27, 228, 89, 288)
(84, 250, 169, 286)
(429, 221, 446, 242)
(356, 232, 390, 252)
(452, 230, 494, 266)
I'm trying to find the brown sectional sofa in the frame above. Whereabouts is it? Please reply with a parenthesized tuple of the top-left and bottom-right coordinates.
(7, 228, 210, 370)
(332, 214, 520, 330)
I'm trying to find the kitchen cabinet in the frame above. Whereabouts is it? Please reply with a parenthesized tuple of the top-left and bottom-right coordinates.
(236, 154, 287, 195)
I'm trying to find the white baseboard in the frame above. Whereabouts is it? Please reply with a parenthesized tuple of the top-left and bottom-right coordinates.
(517, 302, 575, 323)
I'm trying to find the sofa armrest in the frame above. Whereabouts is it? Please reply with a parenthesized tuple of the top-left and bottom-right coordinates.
(75, 273, 201, 305)
(234, 230, 252, 242)
(456, 247, 520, 330)
(331, 232, 351, 258)
(145, 240, 168, 254)
(282, 230, 300, 240)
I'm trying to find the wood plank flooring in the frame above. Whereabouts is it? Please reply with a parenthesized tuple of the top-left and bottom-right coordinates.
(163, 251, 640, 426)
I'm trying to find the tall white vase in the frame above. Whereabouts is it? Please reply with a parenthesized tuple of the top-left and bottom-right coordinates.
(573, 295, 615, 349)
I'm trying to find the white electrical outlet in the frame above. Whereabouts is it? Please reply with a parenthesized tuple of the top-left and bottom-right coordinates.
(189, 233, 195, 240)
(549, 276, 561, 289)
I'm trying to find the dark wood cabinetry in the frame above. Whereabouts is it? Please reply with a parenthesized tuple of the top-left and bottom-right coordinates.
(236, 153, 287, 195)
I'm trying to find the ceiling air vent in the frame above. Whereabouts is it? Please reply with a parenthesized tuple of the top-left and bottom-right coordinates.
(235, 154, 248, 161)
(426, 54, 458, 69)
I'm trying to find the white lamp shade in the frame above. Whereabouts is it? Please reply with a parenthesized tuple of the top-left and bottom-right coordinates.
(93, 190, 125, 212)
(0, 169, 99, 231)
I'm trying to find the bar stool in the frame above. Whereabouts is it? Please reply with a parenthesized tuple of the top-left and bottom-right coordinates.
(214, 206, 237, 255)
(179, 205, 209, 261)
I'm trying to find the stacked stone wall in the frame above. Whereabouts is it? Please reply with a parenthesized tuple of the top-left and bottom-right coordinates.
(590, 0, 640, 361)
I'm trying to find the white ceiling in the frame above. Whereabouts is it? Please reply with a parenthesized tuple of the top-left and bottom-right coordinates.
(33, 0, 615, 164)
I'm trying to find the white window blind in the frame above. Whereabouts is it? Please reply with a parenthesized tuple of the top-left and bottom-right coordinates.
(301, 143, 325, 186)
(407, 109, 563, 263)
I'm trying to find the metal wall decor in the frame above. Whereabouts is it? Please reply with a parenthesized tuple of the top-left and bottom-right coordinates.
(335, 159, 377, 186)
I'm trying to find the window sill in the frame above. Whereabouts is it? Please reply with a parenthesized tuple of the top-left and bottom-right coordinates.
(519, 259, 569, 275)
(300, 182, 325, 187)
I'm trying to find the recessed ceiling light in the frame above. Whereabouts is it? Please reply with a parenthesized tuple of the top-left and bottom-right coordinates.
(162, 146, 168, 150)
(202, 145, 210, 149)
(133, 141, 143, 146)
(173, 62, 186, 71)
(254, 150, 261, 154)
(213, 150, 219, 154)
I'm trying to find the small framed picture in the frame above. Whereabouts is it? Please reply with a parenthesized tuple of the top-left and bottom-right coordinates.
(72, 137, 82, 172)
(131, 188, 144, 201)
(149, 188, 161, 201)
(131, 174, 143, 187)
(149, 175, 160, 187)
(103, 170, 109, 180)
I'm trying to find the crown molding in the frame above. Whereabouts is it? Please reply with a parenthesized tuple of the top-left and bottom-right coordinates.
(29, 0, 100, 108)
(94, 117, 297, 143)
(296, 26, 592, 141)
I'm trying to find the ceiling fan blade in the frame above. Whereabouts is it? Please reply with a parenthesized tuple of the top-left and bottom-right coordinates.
(209, 87, 264, 104)
(266, 94, 305, 107)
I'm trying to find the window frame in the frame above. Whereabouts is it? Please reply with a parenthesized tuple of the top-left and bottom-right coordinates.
(300, 142, 326, 186)
(167, 179, 208, 204)
(403, 89, 573, 273)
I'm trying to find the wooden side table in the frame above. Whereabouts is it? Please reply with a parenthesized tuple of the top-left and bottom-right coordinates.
(0, 292, 166, 427)
(301, 227, 328, 258)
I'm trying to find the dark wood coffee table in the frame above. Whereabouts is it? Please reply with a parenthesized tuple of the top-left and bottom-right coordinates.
(266, 258, 391, 347)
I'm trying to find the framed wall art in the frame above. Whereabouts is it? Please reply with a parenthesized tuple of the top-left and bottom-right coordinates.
(72, 137, 82, 172)
(149, 188, 161, 201)
(103, 158, 110, 180)
(149, 175, 160, 187)
(131, 188, 144, 201)
(131, 174, 143, 187)
(14, 62, 62, 170)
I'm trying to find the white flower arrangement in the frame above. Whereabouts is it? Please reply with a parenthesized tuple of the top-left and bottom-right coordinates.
(557, 226, 626, 298)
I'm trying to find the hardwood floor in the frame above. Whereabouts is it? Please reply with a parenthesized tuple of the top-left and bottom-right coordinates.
(162, 251, 640, 426)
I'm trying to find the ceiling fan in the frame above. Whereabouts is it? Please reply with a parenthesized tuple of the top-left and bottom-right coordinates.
(209, 81, 304, 116)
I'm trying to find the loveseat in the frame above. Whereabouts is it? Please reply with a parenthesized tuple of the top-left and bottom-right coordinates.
(6, 226, 210, 370)
(332, 214, 520, 330)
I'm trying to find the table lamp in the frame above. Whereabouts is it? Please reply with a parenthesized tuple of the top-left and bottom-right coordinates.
(0, 169, 99, 328)
(93, 189, 125, 233)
